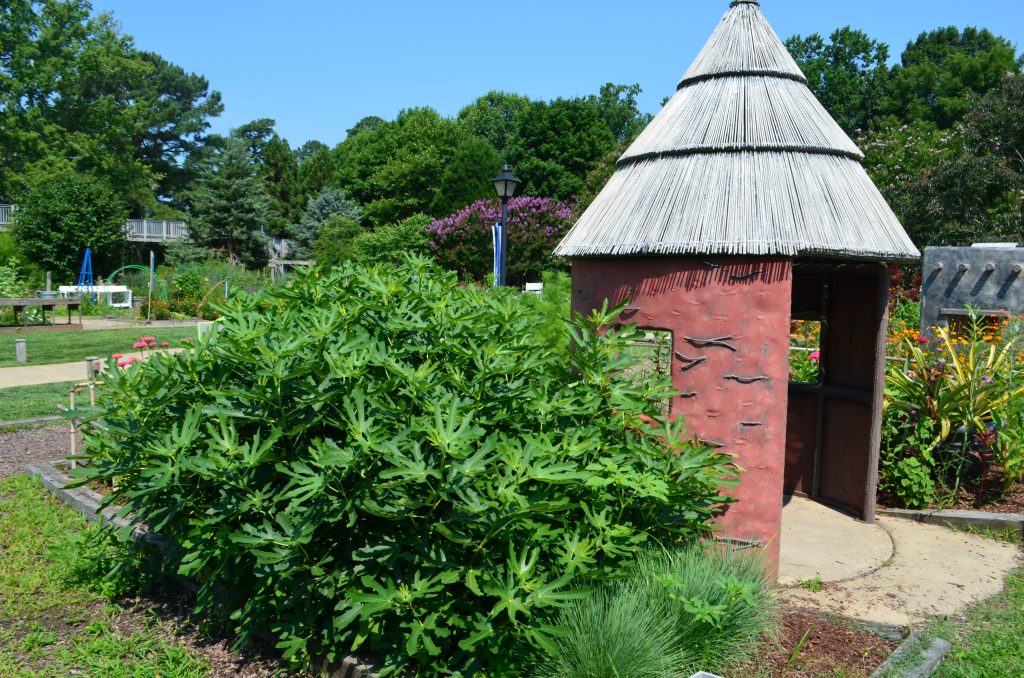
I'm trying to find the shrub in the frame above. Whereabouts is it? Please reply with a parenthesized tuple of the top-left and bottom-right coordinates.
(12, 171, 127, 277)
(312, 215, 365, 266)
(74, 257, 736, 676)
(427, 197, 572, 286)
(538, 544, 777, 677)
(353, 213, 432, 266)
(881, 310, 1024, 505)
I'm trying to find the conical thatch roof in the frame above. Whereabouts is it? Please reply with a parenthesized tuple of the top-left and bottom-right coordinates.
(555, 0, 920, 261)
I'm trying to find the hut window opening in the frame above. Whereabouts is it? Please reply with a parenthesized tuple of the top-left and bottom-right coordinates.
(789, 320, 821, 384)
(624, 329, 673, 416)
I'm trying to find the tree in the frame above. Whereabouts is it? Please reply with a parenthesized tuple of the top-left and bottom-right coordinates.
(589, 83, 651, 144)
(457, 91, 531, 158)
(293, 187, 363, 259)
(332, 107, 470, 226)
(128, 51, 223, 209)
(429, 136, 502, 217)
(507, 97, 618, 200)
(0, 1, 222, 211)
(188, 140, 271, 269)
(427, 197, 573, 285)
(882, 27, 1022, 128)
(786, 27, 890, 134)
(898, 75, 1024, 244)
(12, 171, 127, 278)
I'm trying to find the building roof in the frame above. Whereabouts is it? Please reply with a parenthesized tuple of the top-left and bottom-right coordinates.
(555, 0, 920, 261)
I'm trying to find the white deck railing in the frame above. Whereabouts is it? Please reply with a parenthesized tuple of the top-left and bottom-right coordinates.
(0, 206, 189, 242)
(0, 204, 15, 228)
(124, 219, 189, 242)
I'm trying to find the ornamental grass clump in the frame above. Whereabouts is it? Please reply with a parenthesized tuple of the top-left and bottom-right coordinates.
(74, 256, 736, 677)
(538, 544, 777, 678)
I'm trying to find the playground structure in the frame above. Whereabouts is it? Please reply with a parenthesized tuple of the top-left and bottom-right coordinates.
(920, 244, 1024, 334)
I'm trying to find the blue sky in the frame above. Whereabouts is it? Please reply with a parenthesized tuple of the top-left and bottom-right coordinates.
(92, 0, 1024, 149)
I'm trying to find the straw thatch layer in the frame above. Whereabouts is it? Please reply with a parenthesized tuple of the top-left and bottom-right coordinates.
(556, 0, 920, 262)
(681, 1, 805, 87)
(555, 152, 919, 260)
(622, 76, 863, 164)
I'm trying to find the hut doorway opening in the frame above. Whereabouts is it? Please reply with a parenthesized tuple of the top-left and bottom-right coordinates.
(784, 262, 890, 522)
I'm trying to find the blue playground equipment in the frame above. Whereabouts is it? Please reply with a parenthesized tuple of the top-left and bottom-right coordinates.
(77, 248, 94, 287)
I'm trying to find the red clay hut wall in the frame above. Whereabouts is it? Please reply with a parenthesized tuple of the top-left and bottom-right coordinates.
(571, 257, 794, 567)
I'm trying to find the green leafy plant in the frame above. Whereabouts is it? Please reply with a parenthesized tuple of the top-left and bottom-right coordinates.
(636, 545, 777, 673)
(74, 256, 737, 676)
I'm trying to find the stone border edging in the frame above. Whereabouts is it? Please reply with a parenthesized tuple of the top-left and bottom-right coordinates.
(870, 630, 952, 678)
(878, 506, 1024, 539)
(0, 415, 62, 429)
(24, 461, 379, 678)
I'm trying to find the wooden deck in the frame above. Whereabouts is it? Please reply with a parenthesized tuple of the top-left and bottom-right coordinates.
(1, 205, 189, 243)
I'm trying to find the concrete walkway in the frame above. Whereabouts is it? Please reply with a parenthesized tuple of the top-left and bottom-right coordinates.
(0, 349, 182, 388)
(780, 496, 1021, 628)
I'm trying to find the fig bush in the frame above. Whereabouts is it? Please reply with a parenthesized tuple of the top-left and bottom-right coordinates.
(75, 257, 736, 676)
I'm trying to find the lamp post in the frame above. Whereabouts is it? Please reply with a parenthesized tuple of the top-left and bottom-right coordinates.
(491, 164, 519, 287)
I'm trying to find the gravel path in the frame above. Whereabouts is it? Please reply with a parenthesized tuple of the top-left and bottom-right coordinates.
(0, 423, 71, 479)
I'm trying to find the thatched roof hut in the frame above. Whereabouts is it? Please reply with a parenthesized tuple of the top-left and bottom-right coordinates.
(559, 0, 920, 575)
(555, 0, 919, 261)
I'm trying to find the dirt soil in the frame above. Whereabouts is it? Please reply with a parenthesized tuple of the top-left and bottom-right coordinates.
(944, 470, 1024, 514)
(0, 422, 69, 478)
(752, 604, 898, 677)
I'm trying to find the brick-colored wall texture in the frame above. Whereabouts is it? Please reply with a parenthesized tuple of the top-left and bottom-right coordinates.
(571, 257, 794, 569)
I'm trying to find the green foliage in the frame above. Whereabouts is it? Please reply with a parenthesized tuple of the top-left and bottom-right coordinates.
(333, 107, 487, 226)
(294, 187, 364, 259)
(521, 271, 572, 355)
(881, 455, 936, 509)
(74, 258, 736, 676)
(187, 139, 272, 269)
(881, 311, 1024, 506)
(0, 0, 221, 212)
(312, 215, 365, 266)
(539, 544, 776, 678)
(883, 27, 1023, 129)
(12, 171, 127, 278)
(992, 396, 1024, 494)
(787, 27, 891, 134)
(352, 213, 432, 266)
(632, 546, 777, 673)
(536, 574, 687, 678)
(163, 239, 211, 267)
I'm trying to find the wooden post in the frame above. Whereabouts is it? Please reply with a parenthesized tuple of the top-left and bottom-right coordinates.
(147, 250, 154, 323)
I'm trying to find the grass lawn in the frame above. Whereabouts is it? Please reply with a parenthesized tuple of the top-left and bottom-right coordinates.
(0, 381, 81, 421)
(933, 566, 1024, 677)
(0, 326, 196, 368)
(0, 474, 209, 676)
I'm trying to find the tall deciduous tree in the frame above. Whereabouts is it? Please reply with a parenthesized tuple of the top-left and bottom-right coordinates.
(188, 140, 271, 269)
(787, 27, 890, 134)
(12, 171, 127, 279)
(882, 27, 1022, 128)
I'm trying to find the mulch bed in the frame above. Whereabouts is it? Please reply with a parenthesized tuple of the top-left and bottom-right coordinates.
(3, 424, 901, 677)
(943, 470, 1024, 514)
(751, 605, 898, 677)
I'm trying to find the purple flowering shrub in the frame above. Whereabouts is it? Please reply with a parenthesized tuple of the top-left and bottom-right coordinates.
(427, 197, 573, 285)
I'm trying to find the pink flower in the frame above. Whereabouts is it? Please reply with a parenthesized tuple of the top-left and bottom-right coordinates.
(160, 341, 169, 347)
(141, 336, 156, 343)
(117, 358, 131, 368)
(809, 351, 821, 363)
(148, 341, 157, 348)
(916, 336, 929, 344)
(111, 353, 123, 360)
(132, 340, 147, 349)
